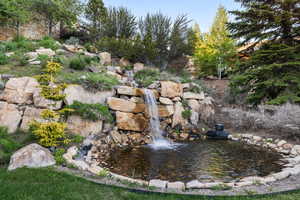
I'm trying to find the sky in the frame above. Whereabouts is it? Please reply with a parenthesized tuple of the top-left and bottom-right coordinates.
(103, 0, 241, 32)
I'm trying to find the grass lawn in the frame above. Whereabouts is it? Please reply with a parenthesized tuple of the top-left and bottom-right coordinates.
(0, 167, 300, 200)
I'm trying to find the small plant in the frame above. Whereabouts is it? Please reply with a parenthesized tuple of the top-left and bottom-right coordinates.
(65, 37, 80, 45)
(98, 168, 110, 177)
(134, 69, 160, 87)
(0, 53, 8, 65)
(0, 127, 21, 164)
(124, 65, 133, 71)
(37, 54, 50, 67)
(210, 184, 232, 191)
(38, 36, 59, 50)
(41, 109, 60, 120)
(54, 148, 66, 165)
(77, 73, 119, 91)
(69, 55, 87, 70)
(182, 110, 192, 119)
(29, 121, 70, 147)
(64, 101, 114, 123)
(71, 135, 85, 143)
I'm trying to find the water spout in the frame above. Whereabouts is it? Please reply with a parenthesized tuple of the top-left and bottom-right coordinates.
(143, 89, 179, 150)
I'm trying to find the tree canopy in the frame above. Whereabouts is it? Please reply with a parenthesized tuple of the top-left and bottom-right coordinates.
(229, 0, 300, 105)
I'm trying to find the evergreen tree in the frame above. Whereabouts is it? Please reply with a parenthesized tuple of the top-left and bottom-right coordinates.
(31, 0, 81, 36)
(186, 23, 201, 55)
(0, 0, 31, 38)
(229, 0, 300, 105)
(194, 6, 236, 77)
(85, 0, 107, 40)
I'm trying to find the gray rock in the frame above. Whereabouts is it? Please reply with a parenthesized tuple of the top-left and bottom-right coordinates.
(0, 101, 22, 133)
(149, 179, 167, 189)
(8, 144, 55, 171)
(186, 180, 204, 189)
(167, 181, 185, 190)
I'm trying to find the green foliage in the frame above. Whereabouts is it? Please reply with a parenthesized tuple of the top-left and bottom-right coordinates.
(64, 101, 113, 123)
(65, 37, 80, 45)
(54, 148, 66, 165)
(0, 52, 8, 65)
(182, 109, 192, 120)
(229, 0, 300, 105)
(230, 43, 300, 105)
(98, 168, 110, 177)
(0, 0, 32, 37)
(69, 55, 87, 70)
(0, 127, 21, 164)
(85, 0, 107, 40)
(64, 72, 119, 91)
(37, 36, 59, 50)
(0, 37, 37, 52)
(194, 6, 237, 77)
(71, 135, 85, 143)
(29, 121, 70, 147)
(134, 69, 160, 87)
(30, 0, 82, 36)
(37, 54, 50, 67)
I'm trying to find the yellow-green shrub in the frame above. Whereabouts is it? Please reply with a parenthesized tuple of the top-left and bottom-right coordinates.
(30, 121, 70, 147)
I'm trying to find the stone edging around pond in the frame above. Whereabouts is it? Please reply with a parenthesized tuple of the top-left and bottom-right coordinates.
(63, 133, 300, 191)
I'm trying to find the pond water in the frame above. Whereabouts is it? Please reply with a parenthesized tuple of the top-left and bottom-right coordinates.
(105, 140, 285, 182)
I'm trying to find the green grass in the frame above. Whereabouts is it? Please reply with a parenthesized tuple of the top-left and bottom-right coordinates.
(0, 167, 300, 200)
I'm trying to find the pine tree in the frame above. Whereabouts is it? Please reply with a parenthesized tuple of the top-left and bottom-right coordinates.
(229, 0, 300, 105)
(194, 6, 236, 77)
(85, 0, 107, 40)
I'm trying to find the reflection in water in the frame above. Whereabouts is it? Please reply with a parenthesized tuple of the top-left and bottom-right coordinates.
(105, 140, 285, 182)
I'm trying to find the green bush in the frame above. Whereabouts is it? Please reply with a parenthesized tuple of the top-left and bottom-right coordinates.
(0, 53, 8, 65)
(54, 148, 66, 165)
(134, 69, 160, 87)
(38, 36, 59, 50)
(64, 101, 114, 123)
(182, 110, 192, 119)
(37, 54, 50, 67)
(69, 55, 88, 70)
(3, 37, 37, 52)
(0, 127, 21, 164)
(75, 72, 119, 91)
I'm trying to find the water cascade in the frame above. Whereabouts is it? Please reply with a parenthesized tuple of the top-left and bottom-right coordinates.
(143, 89, 175, 149)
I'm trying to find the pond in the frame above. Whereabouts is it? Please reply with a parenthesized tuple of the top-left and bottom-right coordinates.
(104, 140, 285, 183)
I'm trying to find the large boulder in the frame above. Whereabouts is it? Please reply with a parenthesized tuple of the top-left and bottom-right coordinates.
(36, 47, 56, 57)
(107, 97, 145, 113)
(67, 115, 103, 137)
(133, 63, 144, 73)
(172, 102, 188, 128)
(99, 52, 111, 65)
(0, 77, 39, 104)
(183, 92, 205, 100)
(199, 97, 215, 122)
(64, 85, 115, 105)
(161, 81, 183, 98)
(8, 143, 55, 171)
(116, 111, 147, 132)
(0, 101, 22, 133)
(159, 97, 173, 105)
(33, 88, 62, 110)
(119, 58, 131, 67)
(20, 107, 45, 131)
(158, 105, 174, 117)
(117, 86, 143, 96)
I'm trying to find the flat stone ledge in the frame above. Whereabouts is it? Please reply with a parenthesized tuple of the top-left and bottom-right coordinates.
(149, 179, 168, 189)
(167, 181, 185, 190)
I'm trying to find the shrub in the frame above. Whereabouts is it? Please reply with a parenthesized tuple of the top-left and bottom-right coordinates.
(30, 121, 70, 147)
(3, 37, 37, 52)
(54, 148, 66, 165)
(0, 127, 21, 164)
(37, 54, 50, 67)
(78, 73, 119, 91)
(65, 101, 114, 123)
(38, 36, 59, 50)
(134, 69, 160, 87)
(65, 37, 80, 45)
(182, 110, 192, 119)
(71, 135, 85, 143)
(0, 53, 8, 65)
(69, 55, 87, 70)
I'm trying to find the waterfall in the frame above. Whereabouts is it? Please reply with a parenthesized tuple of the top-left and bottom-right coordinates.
(143, 89, 175, 149)
(144, 89, 163, 140)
